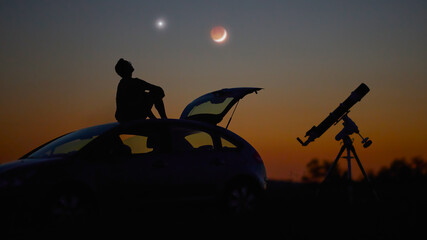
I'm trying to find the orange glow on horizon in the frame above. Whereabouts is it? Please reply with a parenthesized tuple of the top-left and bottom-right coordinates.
(0, 2, 425, 182)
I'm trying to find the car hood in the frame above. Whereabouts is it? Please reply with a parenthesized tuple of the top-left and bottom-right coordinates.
(180, 87, 262, 125)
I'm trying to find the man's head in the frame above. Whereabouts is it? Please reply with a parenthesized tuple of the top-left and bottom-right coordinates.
(115, 58, 134, 78)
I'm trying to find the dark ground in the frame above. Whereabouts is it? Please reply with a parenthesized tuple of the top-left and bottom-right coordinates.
(7, 180, 426, 240)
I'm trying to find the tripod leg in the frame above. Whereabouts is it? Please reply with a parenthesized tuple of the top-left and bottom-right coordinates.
(316, 145, 346, 198)
(346, 148, 353, 204)
(322, 145, 346, 184)
(350, 146, 380, 201)
(346, 148, 352, 181)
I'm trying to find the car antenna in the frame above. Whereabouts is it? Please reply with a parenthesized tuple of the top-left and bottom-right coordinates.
(226, 100, 240, 129)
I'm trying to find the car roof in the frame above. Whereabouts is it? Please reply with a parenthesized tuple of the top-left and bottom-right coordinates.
(114, 118, 225, 131)
(111, 118, 246, 142)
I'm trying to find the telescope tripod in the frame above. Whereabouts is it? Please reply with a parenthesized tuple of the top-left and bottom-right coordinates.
(320, 135, 379, 202)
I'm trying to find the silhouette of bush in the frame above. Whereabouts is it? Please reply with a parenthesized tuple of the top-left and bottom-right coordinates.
(302, 156, 427, 184)
(374, 156, 427, 184)
(301, 158, 344, 183)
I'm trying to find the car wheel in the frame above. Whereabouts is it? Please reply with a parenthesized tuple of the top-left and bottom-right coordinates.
(47, 187, 95, 227)
(225, 181, 261, 216)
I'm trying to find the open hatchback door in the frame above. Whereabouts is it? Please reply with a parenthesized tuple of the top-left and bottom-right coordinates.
(180, 87, 262, 126)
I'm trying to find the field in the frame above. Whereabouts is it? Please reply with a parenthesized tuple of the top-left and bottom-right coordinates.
(8, 179, 425, 240)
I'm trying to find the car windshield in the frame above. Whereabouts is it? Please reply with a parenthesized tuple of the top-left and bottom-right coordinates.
(27, 123, 117, 159)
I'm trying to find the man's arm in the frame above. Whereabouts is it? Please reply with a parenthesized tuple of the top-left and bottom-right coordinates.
(137, 78, 165, 98)
(136, 78, 167, 119)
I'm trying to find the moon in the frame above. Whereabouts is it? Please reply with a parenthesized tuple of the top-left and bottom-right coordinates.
(211, 26, 228, 43)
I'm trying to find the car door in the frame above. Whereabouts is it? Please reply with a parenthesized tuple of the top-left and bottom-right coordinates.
(165, 125, 227, 201)
(113, 125, 172, 201)
(82, 124, 172, 203)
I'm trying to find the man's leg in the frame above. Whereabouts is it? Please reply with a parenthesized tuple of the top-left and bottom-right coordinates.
(141, 99, 156, 119)
(146, 110, 156, 119)
(154, 99, 167, 119)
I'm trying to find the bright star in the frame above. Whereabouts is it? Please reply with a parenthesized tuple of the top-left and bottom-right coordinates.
(155, 18, 166, 30)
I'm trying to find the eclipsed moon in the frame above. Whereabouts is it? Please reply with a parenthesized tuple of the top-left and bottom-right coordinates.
(210, 26, 228, 43)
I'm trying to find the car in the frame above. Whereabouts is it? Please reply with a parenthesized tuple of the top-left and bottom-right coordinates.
(0, 87, 266, 229)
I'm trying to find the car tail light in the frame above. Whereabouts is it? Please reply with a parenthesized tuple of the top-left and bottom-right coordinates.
(253, 150, 263, 163)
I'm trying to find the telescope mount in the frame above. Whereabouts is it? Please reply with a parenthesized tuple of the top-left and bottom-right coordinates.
(319, 114, 379, 203)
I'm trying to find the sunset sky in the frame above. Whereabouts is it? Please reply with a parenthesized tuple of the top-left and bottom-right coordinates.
(0, 0, 426, 181)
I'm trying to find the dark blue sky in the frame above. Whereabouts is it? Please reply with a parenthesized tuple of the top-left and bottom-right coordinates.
(1, 0, 426, 180)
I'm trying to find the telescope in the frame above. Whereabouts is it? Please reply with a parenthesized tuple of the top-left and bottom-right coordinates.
(297, 83, 370, 146)
(297, 83, 378, 202)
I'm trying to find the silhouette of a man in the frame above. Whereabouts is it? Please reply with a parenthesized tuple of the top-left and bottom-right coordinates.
(115, 58, 167, 122)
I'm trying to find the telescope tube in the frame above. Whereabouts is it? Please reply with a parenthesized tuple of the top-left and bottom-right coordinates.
(297, 83, 370, 146)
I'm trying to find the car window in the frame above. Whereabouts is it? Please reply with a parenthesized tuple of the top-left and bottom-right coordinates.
(113, 126, 170, 155)
(119, 134, 153, 154)
(52, 137, 97, 155)
(187, 97, 233, 117)
(27, 123, 116, 159)
(185, 131, 214, 149)
(172, 127, 215, 152)
(220, 137, 237, 149)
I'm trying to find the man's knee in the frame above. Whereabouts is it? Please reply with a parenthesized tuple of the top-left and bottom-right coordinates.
(149, 93, 164, 104)
(152, 86, 165, 99)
